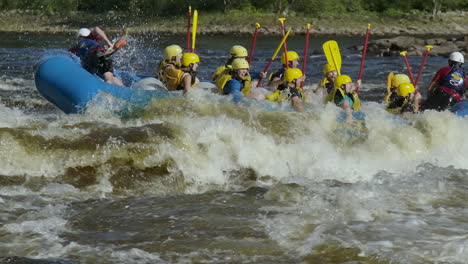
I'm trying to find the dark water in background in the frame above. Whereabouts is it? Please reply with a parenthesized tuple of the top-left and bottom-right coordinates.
(1, 32, 468, 264)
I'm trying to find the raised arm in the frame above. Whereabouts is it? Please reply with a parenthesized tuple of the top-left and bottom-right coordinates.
(90, 26, 113, 47)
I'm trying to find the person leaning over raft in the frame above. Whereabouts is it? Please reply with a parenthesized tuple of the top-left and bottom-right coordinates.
(315, 63, 338, 94)
(326, 75, 362, 125)
(163, 53, 200, 94)
(267, 51, 300, 91)
(69, 27, 124, 86)
(384, 73, 411, 105)
(423, 51, 468, 111)
(157, 44, 183, 83)
(266, 68, 305, 112)
(212, 45, 248, 82)
(216, 58, 267, 102)
(387, 83, 421, 117)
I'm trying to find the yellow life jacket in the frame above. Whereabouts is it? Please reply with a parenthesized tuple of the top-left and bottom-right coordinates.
(386, 106, 401, 115)
(325, 87, 361, 110)
(316, 78, 327, 90)
(158, 60, 181, 83)
(266, 86, 305, 102)
(266, 90, 280, 101)
(157, 60, 167, 80)
(386, 96, 410, 115)
(316, 77, 335, 94)
(164, 68, 199, 91)
(212, 65, 230, 82)
(384, 88, 396, 105)
(164, 67, 184, 91)
(216, 73, 252, 96)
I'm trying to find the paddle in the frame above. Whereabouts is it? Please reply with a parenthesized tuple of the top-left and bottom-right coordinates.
(278, 18, 289, 68)
(414, 45, 433, 87)
(357, 24, 371, 92)
(248, 23, 261, 65)
(191, 10, 198, 53)
(323, 40, 342, 76)
(186, 6, 192, 51)
(256, 27, 292, 88)
(385, 72, 394, 103)
(278, 18, 288, 51)
(105, 28, 127, 55)
(301, 24, 311, 88)
(301, 24, 311, 74)
(399, 51, 415, 85)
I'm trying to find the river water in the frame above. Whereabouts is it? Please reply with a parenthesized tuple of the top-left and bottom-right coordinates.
(1, 32, 468, 264)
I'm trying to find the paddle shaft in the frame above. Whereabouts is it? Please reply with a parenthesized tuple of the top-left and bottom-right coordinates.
(414, 46, 433, 87)
(301, 24, 310, 74)
(330, 48, 341, 76)
(301, 24, 311, 88)
(257, 28, 291, 87)
(278, 18, 289, 69)
(357, 24, 371, 85)
(400, 52, 416, 85)
(186, 6, 191, 51)
(248, 23, 260, 65)
(191, 10, 198, 52)
(385, 72, 394, 103)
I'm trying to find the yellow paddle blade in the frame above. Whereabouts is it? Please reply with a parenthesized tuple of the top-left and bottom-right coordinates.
(385, 72, 394, 103)
(192, 10, 198, 51)
(323, 40, 342, 75)
(271, 27, 291, 60)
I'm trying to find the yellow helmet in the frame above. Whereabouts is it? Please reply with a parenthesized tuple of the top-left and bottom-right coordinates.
(323, 63, 336, 74)
(284, 68, 303, 83)
(397, 83, 415, 97)
(182, 53, 199, 67)
(164, 45, 183, 60)
(231, 58, 249, 70)
(230, 45, 248, 57)
(392, 74, 410, 88)
(281, 51, 299, 65)
(334, 75, 352, 88)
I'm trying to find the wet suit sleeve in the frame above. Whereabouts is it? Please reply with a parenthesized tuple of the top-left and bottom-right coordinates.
(224, 79, 243, 103)
(333, 92, 345, 106)
(334, 93, 353, 109)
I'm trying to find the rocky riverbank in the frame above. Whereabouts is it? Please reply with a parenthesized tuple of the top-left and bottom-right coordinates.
(1, 10, 467, 34)
(350, 36, 468, 58)
(1, 9, 467, 58)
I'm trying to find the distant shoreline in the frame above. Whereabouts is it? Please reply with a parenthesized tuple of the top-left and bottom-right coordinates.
(0, 10, 467, 37)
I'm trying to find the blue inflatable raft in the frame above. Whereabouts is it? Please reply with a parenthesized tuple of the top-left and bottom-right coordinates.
(34, 50, 170, 114)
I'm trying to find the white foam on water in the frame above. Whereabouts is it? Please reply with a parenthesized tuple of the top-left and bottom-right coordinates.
(1, 202, 68, 257)
(0, 77, 33, 91)
(259, 164, 468, 263)
(0, 103, 37, 127)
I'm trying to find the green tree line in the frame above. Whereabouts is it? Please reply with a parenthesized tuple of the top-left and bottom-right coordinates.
(0, 0, 466, 16)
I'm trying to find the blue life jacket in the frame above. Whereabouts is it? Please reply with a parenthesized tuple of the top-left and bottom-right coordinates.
(75, 38, 101, 60)
(440, 67, 466, 94)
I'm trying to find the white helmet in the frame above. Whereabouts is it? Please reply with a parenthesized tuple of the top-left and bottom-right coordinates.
(449, 52, 464, 63)
(77, 28, 91, 38)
